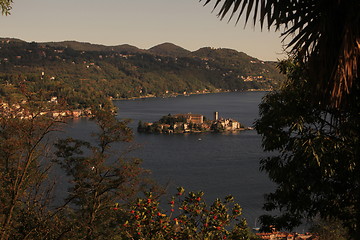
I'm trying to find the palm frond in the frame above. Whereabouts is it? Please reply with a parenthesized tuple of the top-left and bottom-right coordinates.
(200, 0, 360, 109)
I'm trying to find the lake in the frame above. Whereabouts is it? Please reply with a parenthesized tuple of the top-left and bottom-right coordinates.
(64, 91, 275, 228)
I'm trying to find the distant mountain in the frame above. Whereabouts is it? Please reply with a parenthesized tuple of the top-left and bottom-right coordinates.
(193, 47, 255, 61)
(112, 44, 144, 54)
(41, 41, 144, 54)
(148, 42, 192, 57)
(42, 41, 110, 51)
(42, 41, 192, 56)
(0, 38, 284, 108)
(0, 37, 25, 43)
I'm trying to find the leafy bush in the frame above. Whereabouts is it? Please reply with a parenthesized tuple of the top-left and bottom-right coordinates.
(116, 188, 259, 240)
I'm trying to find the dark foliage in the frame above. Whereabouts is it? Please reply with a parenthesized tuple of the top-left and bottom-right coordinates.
(255, 59, 360, 239)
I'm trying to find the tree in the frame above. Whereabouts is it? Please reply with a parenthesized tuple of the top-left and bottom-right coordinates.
(310, 218, 350, 240)
(0, 0, 12, 15)
(201, 0, 360, 109)
(0, 99, 259, 239)
(117, 188, 258, 240)
(53, 106, 152, 239)
(0, 93, 64, 240)
(202, 1, 359, 238)
(0, 85, 154, 239)
(254, 58, 360, 239)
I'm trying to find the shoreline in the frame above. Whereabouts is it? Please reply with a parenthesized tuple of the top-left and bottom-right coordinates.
(113, 88, 272, 101)
(1, 90, 269, 120)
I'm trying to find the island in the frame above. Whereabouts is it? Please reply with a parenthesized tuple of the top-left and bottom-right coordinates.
(138, 112, 249, 134)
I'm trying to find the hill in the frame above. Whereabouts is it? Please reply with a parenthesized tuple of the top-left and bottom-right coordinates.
(149, 42, 192, 57)
(41, 41, 144, 54)
(0, 38, 284, 108)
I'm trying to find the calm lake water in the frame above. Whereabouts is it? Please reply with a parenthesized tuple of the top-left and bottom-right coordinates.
(63, 92, 275, 228)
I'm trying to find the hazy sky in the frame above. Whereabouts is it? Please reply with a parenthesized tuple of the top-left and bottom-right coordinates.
(0, 0, 286, 61)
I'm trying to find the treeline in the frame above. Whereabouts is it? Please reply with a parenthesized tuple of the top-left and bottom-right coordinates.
(0, 39, 284, 108)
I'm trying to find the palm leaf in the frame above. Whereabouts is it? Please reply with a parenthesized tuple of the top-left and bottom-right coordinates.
(200, 0, 360, 108)
(244, 0, 254, 24)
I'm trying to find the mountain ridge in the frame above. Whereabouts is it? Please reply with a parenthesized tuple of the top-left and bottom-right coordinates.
(1, 37, 275, 62)
(0, 38, 284, 108)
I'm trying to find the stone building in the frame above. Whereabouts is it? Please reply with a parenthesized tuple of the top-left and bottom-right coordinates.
(173, 113, 204, 124)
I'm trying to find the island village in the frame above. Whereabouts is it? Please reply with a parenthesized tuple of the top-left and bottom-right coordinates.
(138, 111, 250, 134)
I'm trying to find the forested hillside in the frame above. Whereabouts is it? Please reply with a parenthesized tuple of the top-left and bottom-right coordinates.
(0, 38, 284, 108)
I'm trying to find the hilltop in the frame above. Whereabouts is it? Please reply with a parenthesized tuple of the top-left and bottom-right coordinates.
(0, 38, 284, 108)
(43, 40, 145, 54)
(148, 42, 192, 57)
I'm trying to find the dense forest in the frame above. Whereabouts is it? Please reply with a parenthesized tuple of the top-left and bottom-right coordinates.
(0, 38, 284, 109)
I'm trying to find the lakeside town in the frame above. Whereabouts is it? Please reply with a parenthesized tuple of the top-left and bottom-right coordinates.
(0, 97, 93, 119)
(138, 111, 252, 134)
